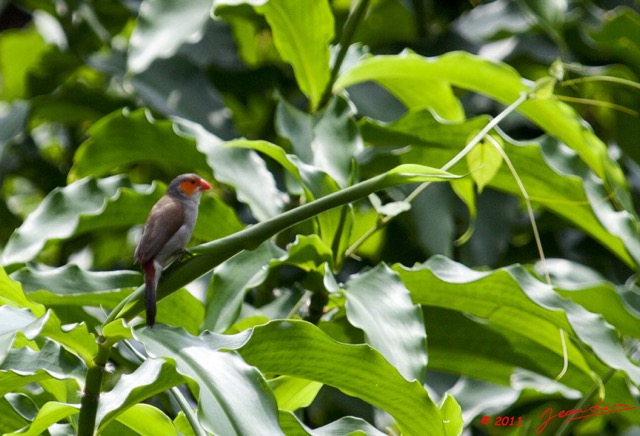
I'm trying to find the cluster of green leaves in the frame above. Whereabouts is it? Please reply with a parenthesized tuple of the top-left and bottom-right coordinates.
(1, 0, 640, 435)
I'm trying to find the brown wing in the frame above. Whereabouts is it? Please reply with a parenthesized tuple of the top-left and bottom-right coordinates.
(135, 195, 184, 263)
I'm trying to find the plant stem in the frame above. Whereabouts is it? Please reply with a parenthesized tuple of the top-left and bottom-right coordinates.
(318, 0, 370, 109)
(113, 166, 456, 322)
(77, 338, 111, 436)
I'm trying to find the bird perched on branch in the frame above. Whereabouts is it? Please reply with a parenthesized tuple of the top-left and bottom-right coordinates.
(135, 174, 212, 327)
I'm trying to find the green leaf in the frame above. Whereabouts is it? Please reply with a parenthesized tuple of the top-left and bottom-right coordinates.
(96, 358, 185, 429)
(438, 393, 463, 436)
(70, 109, 211, 181)
(135, 325, 285, 436)
(275, 96, 363, 188)
(11, 264, 139, 309)
(466, 135, 503, 193)
(394, 256, 640, 384)
(238, 320, 446, 436)
(102, 319, 133, 347)
(0, 339, 85, 397)
(0, 267, 45, 316)
(173, 411, 196, 436)
(344, 263, 427, 383)
(110, 403, 179, 435)
(128, 0, 212, 73)
(38, 311, 98, 363)
(4, 402, 79, 436)
(241, 0, 334, 110)
(0, 395, 30, 434)
(0, 25, 47, 100)
(199, 139, 285, 221)
(336, 51, 626, 190)
(1, 176, 152, 266)
(279, 410, 388, 436)
(360, 110, 640, 267)
(156, 289, 205, 335)
(589, 7, 640, 73)
(204, 241, 285, 332)
(538, 259, 640, 339)
(271, 234, 333, 272)
(268, 376, 322, 411)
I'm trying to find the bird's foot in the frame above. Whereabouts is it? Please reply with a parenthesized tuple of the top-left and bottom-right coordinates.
(177, 249, 194, 261)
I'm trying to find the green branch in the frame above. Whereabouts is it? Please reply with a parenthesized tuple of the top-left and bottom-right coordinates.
(109, 164, 459, 323)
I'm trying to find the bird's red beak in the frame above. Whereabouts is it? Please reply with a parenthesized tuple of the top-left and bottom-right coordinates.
(198, 179, 212, 191)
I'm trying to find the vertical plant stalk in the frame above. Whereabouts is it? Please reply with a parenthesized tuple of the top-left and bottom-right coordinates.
(318, 0, 371, 109)
(77, 339, 111, 436)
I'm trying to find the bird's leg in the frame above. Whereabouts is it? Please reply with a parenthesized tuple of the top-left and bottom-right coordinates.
(177, 248, 194, 261)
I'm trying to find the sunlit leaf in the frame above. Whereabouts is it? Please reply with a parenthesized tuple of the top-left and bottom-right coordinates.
(268, 376, 322, 411)
(3, 401, 79, 436)
(344, 263, 427, 383)
(136, 325, 284, 436)
(0, 25, 47, 100)
(96, 358, 185, 429)
(336, 51, 626, 191)
(128, 0, 212, 73)
(238, 320, 447, 435)
(215, 0, 333, 110)
(394, 256, 640, 384)
(108, 403, 179, 435)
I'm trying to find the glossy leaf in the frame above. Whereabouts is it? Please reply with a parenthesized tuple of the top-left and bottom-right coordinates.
(275, 96, 363, 188)
(537, 259, 640, 338)
(96, 358, 185, 429)
(466, 135, 503, 193)
(279, 410, 387, 436)
(0, 266, 45, 316)
(128, 0, 212, 73)
(268, 376, 323, 411)
(238, 320, 448, 435)
(0, 25, 47, 100)
(0, 339, 85, 397)
(11, 264, 139, 309)
(394, 256, 640, 384)
(0, 395, 30, 434)
(201, 141, 285, 221)
(438, 393, 464, 436)
(136, 325, 284, 436)
(335, 51, 626, 190)
(360, 110, 640, 267)
(70, 109, 211, 180)
(110, 403, 179, 435)
(1, 176, 155, 266)
(344, 263, 427, 383)
(4, 402, 79, 436)
(155, 289, 205, 335)
(215, 0, 333, 110)
(204, 241, 285, 332)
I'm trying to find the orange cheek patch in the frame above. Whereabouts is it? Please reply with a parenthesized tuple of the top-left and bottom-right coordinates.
(179, 180, 199, 195)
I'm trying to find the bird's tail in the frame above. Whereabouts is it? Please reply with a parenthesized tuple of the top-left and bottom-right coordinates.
(142, 260, 157, 328)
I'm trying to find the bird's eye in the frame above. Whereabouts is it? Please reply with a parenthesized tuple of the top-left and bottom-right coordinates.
(190, 179, 196, 184)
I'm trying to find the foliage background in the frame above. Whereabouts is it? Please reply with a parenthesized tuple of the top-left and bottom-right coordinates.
(1, 0, 640, 435)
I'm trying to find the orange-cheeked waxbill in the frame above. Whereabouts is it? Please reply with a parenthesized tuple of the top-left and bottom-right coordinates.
(135, 174, 212, 327)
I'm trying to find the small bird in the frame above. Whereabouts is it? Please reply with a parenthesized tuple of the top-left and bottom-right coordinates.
(135, 174, 212, 327)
